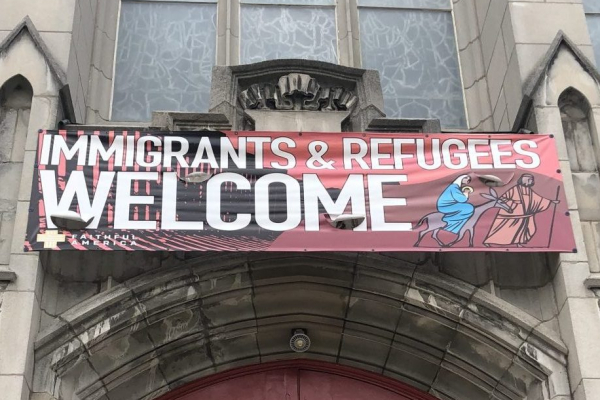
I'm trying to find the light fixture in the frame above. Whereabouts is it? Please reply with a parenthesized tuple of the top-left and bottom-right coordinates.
(477, 174, 506, 187)
(290, 329, 311, 353)
(178, 171, 212, 184)
(518, 128, 534, 134)
(50, 211, 93, 230)
(326, 213, 365, 230)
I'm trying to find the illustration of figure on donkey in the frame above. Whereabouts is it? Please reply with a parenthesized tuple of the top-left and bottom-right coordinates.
(436, 174, 475, 234)
(415, 173, 558, 248)
(483, 173, 559, 247)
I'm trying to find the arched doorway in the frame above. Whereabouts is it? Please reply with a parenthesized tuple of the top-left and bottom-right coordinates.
(157, 360, 438, 400)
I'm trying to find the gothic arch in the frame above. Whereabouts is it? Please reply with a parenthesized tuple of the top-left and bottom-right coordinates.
(558, 87, 599, 172)
(34, 253, 568, 400)
(0, 74, 32, 162)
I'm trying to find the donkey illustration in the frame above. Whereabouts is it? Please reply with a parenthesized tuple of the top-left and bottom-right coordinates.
(414, 188, 511, 248)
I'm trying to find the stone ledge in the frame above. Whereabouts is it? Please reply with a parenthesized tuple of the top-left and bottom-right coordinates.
(366, 118, 442, 133)
(0, 266, 16, 282)
(584, 274, 600, 292)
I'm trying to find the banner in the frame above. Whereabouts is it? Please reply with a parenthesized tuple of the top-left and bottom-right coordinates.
(25, 130, 576, 252)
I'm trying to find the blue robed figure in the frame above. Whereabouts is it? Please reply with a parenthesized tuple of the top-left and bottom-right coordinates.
(436, 175, 474, 234)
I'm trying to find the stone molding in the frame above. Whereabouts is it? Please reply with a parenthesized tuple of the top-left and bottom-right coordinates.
(209, 59, 386, 132)
(239, 73, 358, 112)
(366, 118, 441, 134)
(0, 267, 17, 282)
(513, 30, 600, 131)
(0, 16, 75, 123)
(584, 275, 600, 297)
(0, 16, 66, 87)
(34, 253, 568, 400)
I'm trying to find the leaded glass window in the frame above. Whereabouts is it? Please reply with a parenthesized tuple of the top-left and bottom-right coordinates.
(240, 0, 338, 64)
(112, 0, 217, 122)
(358, 0, 466, 128)
(584, 0, 600, 66)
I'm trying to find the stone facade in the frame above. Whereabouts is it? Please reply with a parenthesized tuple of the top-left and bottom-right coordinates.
(0, 1, 600, 400)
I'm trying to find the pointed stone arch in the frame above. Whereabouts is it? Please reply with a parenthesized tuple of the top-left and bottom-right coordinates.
(558, 87, 599, 173)
(514, 31, 600, 131)
(0, 16, 74, 122)
(0, 74, 33, 163)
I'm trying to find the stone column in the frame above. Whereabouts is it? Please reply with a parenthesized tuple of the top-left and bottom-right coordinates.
(0, 92, 60, 400)
(0, 19, 65, 398)
(217, 0, 240, 66)
(336, 0, 361, 68)
(532, 59, 600, 399)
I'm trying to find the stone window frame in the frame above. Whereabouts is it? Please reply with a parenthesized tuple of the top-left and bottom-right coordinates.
(99, 0, 469, 126)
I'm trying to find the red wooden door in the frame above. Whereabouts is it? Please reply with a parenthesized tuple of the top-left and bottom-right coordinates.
(160, 361, 438, 400)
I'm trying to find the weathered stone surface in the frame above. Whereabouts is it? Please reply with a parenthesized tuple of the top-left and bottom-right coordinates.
(0, 291, 40, 376)
(245, 110, 350, 132)
(0, 375, 30, 400)
(209, 60, 385, 132)
(0, 162, 23, 202)
(239, 73, 357, 113)
(31, 254, 569, 400)
(510, 2, 591, 46)
(573, 173, 600, 221)
(558, 297, 600, 389)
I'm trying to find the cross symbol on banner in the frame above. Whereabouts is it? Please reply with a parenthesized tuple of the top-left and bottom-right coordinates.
(37, 230, 66, 249)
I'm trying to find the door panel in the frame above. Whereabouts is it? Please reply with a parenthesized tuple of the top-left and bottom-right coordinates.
(176, 369, 298, 400)
(300, 370, 414, 400)
(159, 361, 438, 400)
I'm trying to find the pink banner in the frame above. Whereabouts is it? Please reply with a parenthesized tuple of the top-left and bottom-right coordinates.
(25, 130, 576, 252)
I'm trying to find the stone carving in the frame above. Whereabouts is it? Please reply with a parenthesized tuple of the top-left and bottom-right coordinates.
(239, 73, 357, 112)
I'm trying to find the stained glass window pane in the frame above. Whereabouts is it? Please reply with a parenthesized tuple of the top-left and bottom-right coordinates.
(358, 0, 450, 10)
(587, 15, 600, 65)
(359, 8, 466, 128)
(583, 0, 600, 13)
(242, 0, 334, 5)
(112, 1, 217, 122)
(240, 5, 337, 64)
(137, 0, 217, 3)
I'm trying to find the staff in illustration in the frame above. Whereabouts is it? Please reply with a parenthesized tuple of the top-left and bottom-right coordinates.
(415, 175, 511, 247)
(483, 174, 560, 247)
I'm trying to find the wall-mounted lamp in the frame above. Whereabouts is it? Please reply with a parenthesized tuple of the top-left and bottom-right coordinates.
(50, 211, 93, 230)
(178, 171, 212, 183)
(290, 329, 311, 353)
(326, 214, 365, 230)
(477, 174, 509, 187)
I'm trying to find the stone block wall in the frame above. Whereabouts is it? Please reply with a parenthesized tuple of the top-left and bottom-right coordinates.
(472, 0, 522, 131)
(0, 77, 30, 267)
(67, 0, 98, 123)
(86, 0, 119, 124)
(0, 0, 75, 75)
(510, 0, 595, 80)
(452, 0, 494, 131)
